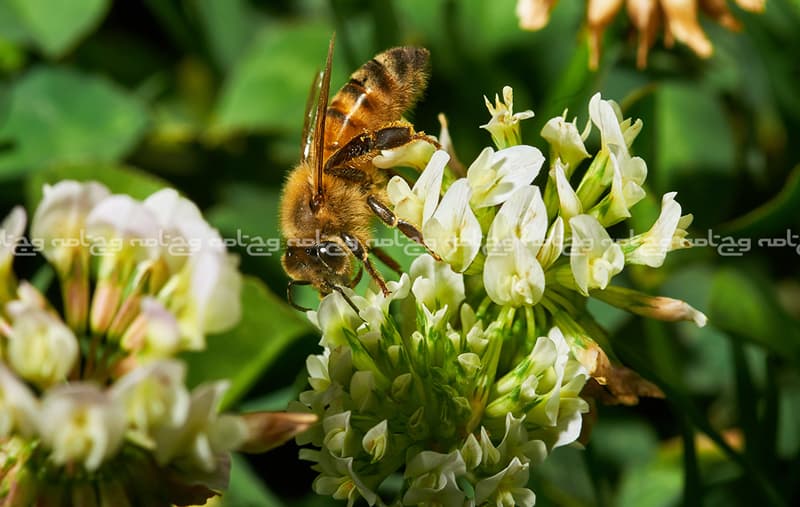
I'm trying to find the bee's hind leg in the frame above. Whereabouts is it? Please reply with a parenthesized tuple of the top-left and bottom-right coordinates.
(366, 195, 441, 261)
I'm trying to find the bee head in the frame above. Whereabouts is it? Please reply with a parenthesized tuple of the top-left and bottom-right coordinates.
(282, 237, 354, 295)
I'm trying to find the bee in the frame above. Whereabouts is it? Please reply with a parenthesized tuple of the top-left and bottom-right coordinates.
(280, 36, 439, 310)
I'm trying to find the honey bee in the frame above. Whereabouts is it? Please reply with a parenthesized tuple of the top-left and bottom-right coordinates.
(280, 36, 439, 310)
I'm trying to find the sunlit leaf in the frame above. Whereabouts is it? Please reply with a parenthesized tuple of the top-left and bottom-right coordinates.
(709, 267, 800, 363)
(183, 276, 313, 410)
(8, 0, 109, 57)
(214, 21, 342, 135)
(0, 67, 148, 179)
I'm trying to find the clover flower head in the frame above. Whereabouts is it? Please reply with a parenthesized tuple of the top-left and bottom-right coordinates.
(0, 181, 310, 506)
(296, 86, 708, 506)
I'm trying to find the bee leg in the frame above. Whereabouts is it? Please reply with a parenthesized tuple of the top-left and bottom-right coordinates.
(366, 195, 442, 261)
(286, 280, 313, 312)
(340, 232, 390, 296)
(371, 247, 403, 275)
(348, 266, 364, 288)
(324, 126, 440, 175)
(331, 286, 362, 315)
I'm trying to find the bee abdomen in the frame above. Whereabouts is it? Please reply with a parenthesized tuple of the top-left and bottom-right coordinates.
(324, 46, 430, 153)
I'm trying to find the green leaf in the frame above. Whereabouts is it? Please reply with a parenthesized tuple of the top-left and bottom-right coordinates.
(214, 21, 341, 135)
(183, 276, 313, 410)
(654, 83, 736, 225)
(709, 268, 800, 363)
(24, 163, 167, 210)
(196, 0, 260, 70)
(8, 0, 109, 57)
(720, 164, 800, 236)
(0, 67, 148, 179)
(222, 454, 288, 507)
(616, 462, 682, 507)
(0, 0, 29, 44)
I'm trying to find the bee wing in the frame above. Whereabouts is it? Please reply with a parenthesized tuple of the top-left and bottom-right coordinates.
(300, 69, 321, 164)
(310, 35, 335, 210)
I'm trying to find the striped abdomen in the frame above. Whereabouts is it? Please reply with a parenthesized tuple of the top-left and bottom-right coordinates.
(323, 46, 430, 159)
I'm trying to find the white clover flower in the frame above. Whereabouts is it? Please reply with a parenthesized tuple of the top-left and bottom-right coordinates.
(304, 449, 378, 506)
(154, 381, 246, 472)
(403, 450, 467, 506)
(120, 297, 182, 358)
(527, 328, 589, 449)
(0, 364, 39, 438)
(373, 136, 438, 171)
(5, 304, 79, 388)
(111, 360, 190, 444)
(38, 384, 126, 471)
(481, 86, 535, 149)
(386, 150, 448, 228)
(537, 216, 564, 270)
(569, 214, 625, 295)
(178, 249, 243, 346)
(409, 253, 465, 317)
(86, 194, 161, 264)
(144, 188, 224, 273)
(310, 289, 363, 347)
(541, 112, 591, 173)
(0, 206, 27, 280)
(495, 413, 548, 465)
(30, 181, 111, 276)
(553, 159, 583, 221)
(621, 191, 694, 267)
(141, 188, 243, 349)
(466, 145, 544, 208)
(484, 186, 548, 307)
(589, 93, 641, 152)
(588, 147, 648, 227)
(423, 179, 483, 272)
(475, 457, 535, 507)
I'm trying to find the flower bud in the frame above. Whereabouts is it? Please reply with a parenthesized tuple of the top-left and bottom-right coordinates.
(6, 305, 78, 388)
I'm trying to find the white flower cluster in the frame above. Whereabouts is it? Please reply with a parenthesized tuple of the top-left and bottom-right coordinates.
(0, 181, 296, 506)
(295, 87, 708, 507)
(293, 255, 588, 506)
(388, 90, 700, 309)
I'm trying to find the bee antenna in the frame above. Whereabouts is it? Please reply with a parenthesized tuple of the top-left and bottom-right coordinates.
(287, 280, 313, 312)
(332, 285, 361, 316)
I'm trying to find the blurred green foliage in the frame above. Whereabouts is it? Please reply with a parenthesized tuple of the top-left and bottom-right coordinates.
(1, 0, 799, 505)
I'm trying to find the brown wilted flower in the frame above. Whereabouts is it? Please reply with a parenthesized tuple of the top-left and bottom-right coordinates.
(516, 0, 766, 68)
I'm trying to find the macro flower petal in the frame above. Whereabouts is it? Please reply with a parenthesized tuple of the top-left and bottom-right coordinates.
(423, 179, 482, 272)
(467, 145, 544, 208)
(39, 384, 126, 471)
(386, 149, 448, 228)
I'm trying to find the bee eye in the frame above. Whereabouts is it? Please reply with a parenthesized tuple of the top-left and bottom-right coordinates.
(318, 242, 343, 258)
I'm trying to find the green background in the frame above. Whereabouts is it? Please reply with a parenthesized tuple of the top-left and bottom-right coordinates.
(1, 0, 799, 505)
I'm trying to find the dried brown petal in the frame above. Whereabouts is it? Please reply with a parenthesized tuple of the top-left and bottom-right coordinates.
(661, 0, 713, 57)
(238, 411, 318, 453)
(516, 0, 560, 30)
